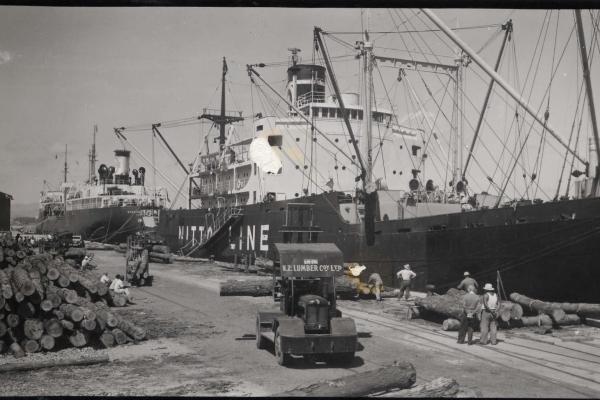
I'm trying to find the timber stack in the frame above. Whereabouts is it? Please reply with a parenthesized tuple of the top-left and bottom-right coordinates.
(0, 232, 147, 358)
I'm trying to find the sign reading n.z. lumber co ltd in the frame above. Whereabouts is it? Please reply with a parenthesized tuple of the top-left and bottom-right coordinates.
(275, 243, 345, 278)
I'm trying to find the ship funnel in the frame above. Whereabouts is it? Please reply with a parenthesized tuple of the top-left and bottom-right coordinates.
(108, 166, 115, 179)
(409, 179, 420, 191)
(114, 150, 131, 182)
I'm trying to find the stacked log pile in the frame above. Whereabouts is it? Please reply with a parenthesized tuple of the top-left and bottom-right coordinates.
(0, 232, 146, 358)
(510, 293, 595, 324)
(126, 249, 151, 286)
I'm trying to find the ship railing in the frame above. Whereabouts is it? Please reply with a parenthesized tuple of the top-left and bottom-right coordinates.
(193, 178, 250, 196)
(297, 91, 326, 108)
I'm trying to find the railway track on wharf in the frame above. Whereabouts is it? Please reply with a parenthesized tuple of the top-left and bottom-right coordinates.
(340, 307, 600, 397)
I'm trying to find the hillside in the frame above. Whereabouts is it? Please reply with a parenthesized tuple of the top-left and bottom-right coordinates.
(11, 202, 39, 219)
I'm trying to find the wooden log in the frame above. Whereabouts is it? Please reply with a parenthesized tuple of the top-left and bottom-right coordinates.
(13, 267, 35, 296)
(95, 308, 118, 328)
(67, 330, 89, 347)
(0, 295, 4, 310)
(554, 314, 582, 326)
(114, 247, 126, 254)
(106, 291, 127, 307)
(80, 307, 96, 321)
(59, 304, 84, 322)
(0, 354, 110, 373)
(21, 339, 39, 353)
(44, 318, 64, 338)
(0, 270, 13, 299)
(14, 291, 24, 303)
(99, 330, 115, 348)
(40, 299, 54, 312)
(10, 343, 25, 359)
(95, 282, 108, 296)
(510, 293, 567, 323)
(0, 321, 6, 338)
(52, 309, 65, 320)
(275, 362, 417, 397)
(407, 306, 422, 320)
(149, 252, 172, 263)
(219, 280, 273, 297)
(61, 320, 75, 331)
(510, 303, 524, 320)
(111, 328, 127, 345)
(6, 314, 20, 328)
(76, 275, 98, 295)
(47, 293, 62, 309)
(442, 319, 460, 331)
(498, 315, 553, 329)
(39, 334, 55, 350)
(116, 315, 146, 340)
(49, 287, 78, 304)
(79, 319, 97, 331)
(545, 301, 600, 319)
(24, 319, 45, 340)
(64, 247, 86, 259)
(119, 243, 128, 250)
(46, 267, 61, 281)
(17, 302, 36, 319)
(15, 250, 27, 260)
(372, 377, 460, 398)
(27, 268, 45, 298)
(151, 245, 170, 254)
(414, 293, 467, 321)
(33, 260, 47, 275)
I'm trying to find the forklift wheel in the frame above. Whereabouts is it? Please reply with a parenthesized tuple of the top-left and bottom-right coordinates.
(274, 328, 291, 366)
(256, 316, 267, 350)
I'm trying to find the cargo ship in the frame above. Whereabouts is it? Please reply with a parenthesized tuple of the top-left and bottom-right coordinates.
(121, 10, 598, 303)
(37, 128, 169, 243)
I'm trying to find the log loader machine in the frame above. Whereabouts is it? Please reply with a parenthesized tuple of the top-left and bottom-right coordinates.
(255, 203, 358, 366)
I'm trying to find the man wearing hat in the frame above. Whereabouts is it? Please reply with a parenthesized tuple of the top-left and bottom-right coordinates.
(457, 271, 479, 293)
(479, 283, 500, 345)
(396, 264, 416, 301)
(81, 255, 95, 271)
(100, 272, 112, 286)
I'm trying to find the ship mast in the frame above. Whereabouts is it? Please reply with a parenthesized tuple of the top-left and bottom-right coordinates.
(88, 125, 97, 184)
(63, 144, 68, 183)
(362, 28, 373, 187)
(575, 10, 600, 173)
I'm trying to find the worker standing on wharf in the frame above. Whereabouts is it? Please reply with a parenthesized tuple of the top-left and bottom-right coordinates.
(368, 272, 383, 301)
(479, 283, 499, 345)
(457, 271, 479, 293)
(397, 264, 416, 301)
(457, 285, 480, 345)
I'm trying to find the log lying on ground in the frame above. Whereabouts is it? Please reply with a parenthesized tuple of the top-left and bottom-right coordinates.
(151, 245, 170, 254)
(442, 319, 460, 331)
(114, 247, 126, 254)
(173, 256, 210, 263)
(0, 354, 110, 374)
(370, 377, 460, 398)
(498, 315, 552, 328)
(534, 299, 600, 319)
(510, 293, 567, 323)
(149, 252, 173, 263)
(220, 280, 275, 297)
(274, 362, 417, 397)
(219, 276, 359, 297)
(63, 247, 86, 260)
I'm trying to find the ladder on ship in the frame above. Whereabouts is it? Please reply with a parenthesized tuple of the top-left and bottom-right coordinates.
(198, 205, 243, 250)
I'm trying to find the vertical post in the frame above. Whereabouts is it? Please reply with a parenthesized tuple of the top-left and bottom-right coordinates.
(220, 57, 227, 150)
(363, 34, 373, 187)
(234, 254, 238, 273)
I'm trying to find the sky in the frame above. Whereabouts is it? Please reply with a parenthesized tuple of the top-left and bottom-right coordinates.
(0, 7, 598, 208)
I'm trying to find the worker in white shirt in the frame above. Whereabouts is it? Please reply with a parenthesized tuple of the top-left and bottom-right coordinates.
(396, 264, 417, 301)
(100, 272, 112, 286)
(81, 255, 96, 270)
(479, 283, 499, 345)
(110, 274, 134, 304)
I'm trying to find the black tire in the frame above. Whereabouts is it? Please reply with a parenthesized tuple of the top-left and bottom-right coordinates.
(274, 328, 291, 366)
(256, 316, 267, 350)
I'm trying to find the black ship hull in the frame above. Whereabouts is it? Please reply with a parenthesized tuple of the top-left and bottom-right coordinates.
(37, 207, 158, 244)
(158, 192, 600, 303)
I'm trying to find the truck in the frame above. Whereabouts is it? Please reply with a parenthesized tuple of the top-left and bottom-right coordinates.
(255, 203, 358, 366)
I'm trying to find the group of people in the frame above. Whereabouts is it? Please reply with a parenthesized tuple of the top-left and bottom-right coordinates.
(100, 272, 135, 304)
(366, 263, 500, 346)
(457, 271, 500, 346)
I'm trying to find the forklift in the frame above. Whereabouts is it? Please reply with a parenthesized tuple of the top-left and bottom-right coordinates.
(255, 203, 358, 366)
